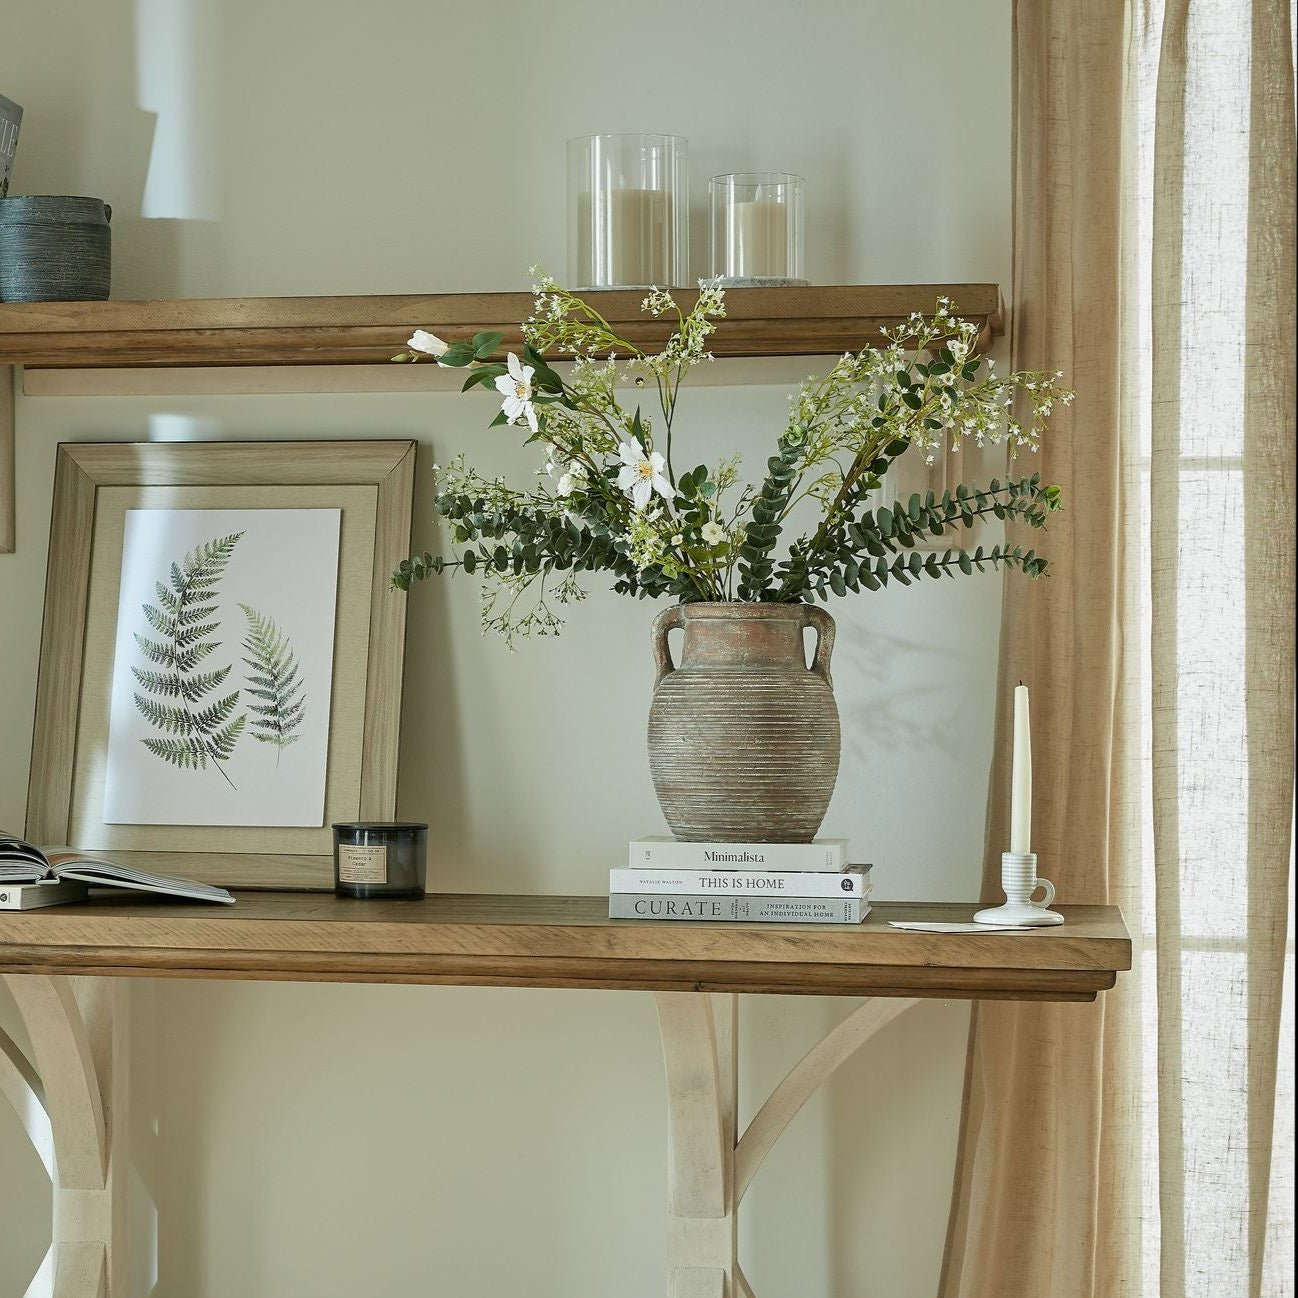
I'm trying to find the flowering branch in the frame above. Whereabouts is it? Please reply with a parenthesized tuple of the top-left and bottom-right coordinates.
(390, 278, 1072, 644)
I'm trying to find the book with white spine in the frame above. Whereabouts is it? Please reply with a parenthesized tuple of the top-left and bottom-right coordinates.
(610, 866, 871, 898)
(628, 837, 849, 872)
(609, 894, 869, 924)
(1, 881, 89, 911)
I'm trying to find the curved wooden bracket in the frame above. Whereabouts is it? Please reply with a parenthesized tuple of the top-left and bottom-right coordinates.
(4, 976, 107, 1189)
(1, 1022, 53, 1177)
(654, 993, 921, 1297)
(3, 975, 123, 1298)
(734, 997, 919, 1204)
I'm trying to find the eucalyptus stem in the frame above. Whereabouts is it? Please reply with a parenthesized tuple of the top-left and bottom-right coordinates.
(392, 283, 1072, 643)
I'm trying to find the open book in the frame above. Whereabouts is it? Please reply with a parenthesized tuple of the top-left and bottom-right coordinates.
(0, 833, 234, 904)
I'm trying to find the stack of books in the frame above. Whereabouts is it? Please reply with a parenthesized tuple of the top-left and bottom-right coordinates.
(609, 837, 870, 925)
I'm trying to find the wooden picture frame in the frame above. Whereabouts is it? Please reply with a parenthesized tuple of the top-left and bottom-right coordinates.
(25, 440, 416, 890)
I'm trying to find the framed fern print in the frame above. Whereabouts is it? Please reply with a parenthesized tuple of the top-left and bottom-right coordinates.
(101, 507, 341, 826)
(26, 440, 415, 889)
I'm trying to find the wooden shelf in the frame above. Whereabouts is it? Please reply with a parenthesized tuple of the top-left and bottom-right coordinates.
(0, 895, 1129, 1000)
(0, 283, 1001, 369)
(0, 282, 1001, 551)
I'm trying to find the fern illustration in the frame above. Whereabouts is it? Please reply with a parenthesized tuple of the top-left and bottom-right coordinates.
(239, 604, 306, 764)
(132, 532, 246, 787)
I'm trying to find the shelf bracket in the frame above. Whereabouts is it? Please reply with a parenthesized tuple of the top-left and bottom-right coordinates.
(1, 975, 128, 1298)
(654, 992, 920, 1297)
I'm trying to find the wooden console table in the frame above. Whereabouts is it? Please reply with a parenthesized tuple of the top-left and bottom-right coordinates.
(0, 895, 1129, 1298)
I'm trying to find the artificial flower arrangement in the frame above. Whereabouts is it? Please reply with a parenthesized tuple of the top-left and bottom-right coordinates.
(391, 272, 1072, 644)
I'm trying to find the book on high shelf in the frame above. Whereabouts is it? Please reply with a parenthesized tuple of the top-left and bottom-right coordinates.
(1, 881, 90, 911)
(628, 837, 849, 872)
(610, 865, 871, 898)
(0, 832, 234, 904)
(0, 94, 21, 197)
(609, 894, 869, 924)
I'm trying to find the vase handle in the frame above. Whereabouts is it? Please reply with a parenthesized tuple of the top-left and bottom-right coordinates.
(801, 605, 836, 687)
(652, 604, 684, 687)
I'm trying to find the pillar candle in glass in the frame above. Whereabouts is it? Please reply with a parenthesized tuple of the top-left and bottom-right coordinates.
(333, 822, 427, 899)
(710, 172, 807, 286)
(568, 134, 688, 288)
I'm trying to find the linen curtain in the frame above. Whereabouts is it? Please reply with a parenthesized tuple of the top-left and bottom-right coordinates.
(939, 2, 1295, 1296)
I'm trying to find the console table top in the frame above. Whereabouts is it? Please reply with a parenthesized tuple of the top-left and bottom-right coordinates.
(0, 894, 1130, 1000)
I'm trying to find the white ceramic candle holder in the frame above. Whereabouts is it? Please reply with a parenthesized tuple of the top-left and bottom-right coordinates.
(973, 851, 1065, 927)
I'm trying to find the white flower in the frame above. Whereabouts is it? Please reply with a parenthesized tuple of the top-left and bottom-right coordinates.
(408, 329, 449, 359)
(701, 520, 726, 546)
(616, 442, 673, 510)
(671, 533, 684, 546)
(494, 352, 538, 432)
(556, 460, 587, 497)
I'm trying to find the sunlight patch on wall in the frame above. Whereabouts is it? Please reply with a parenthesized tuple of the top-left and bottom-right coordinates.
(134, 0, 220, 220)
(147, 413, 222, 443)
(20, 1247, 51, 1298)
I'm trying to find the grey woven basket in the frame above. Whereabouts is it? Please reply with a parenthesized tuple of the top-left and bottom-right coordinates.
(0, 195, 112, 302)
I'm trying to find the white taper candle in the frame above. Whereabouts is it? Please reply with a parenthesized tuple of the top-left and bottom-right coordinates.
(1009, 683, 1032, 853)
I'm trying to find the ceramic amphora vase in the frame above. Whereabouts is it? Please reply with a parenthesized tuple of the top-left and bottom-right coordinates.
(647, 602, 841, 843)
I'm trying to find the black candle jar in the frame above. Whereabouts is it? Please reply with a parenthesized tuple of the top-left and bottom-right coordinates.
(332, 822, 428, 899)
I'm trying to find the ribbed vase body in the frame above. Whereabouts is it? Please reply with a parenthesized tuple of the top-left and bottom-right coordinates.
(647, 603, 841, 843)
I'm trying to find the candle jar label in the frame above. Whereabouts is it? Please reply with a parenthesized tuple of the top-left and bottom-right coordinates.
(338, 843, 388, 884)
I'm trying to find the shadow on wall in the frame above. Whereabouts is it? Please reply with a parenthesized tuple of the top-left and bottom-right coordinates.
(125, 0, 225, 295)
(836, 623, 977, 763)
(4, 0, 224, 299)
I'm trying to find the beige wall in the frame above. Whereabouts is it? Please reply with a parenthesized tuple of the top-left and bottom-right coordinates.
(0, 1, 1010, 1293)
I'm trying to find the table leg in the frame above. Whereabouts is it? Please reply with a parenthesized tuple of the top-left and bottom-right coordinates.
(654, 992, 921, 1298)
(6, 980, 920, 1298)
(2, 975, 127, 1298)
(655, 992, 739, 1297)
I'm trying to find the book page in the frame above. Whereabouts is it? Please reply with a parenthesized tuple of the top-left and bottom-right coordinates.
(0, 832, 49, 880)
